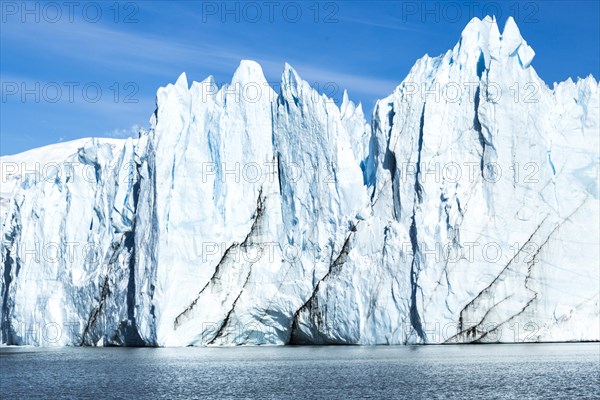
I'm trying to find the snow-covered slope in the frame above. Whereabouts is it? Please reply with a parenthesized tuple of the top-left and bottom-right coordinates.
(1, 17, 598, 346)
(0, 139, 129, 220)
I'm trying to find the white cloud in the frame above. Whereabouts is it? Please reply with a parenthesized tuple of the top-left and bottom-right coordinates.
(108, 124, 143, 139)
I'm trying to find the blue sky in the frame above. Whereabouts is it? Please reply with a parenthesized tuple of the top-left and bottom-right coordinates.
(1, 1, 599, 155)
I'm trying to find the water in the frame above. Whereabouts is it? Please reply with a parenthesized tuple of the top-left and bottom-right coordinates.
(1, 343, 598, 399)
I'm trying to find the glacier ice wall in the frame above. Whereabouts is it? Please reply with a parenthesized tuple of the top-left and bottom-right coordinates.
(1, 17, 598, 346)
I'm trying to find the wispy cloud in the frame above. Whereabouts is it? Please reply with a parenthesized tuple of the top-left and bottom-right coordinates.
(339, 16, 427, 33)
(284, 63, 400, 100)
(0, 73, 154, 117)
(3, 16, 402, 100)
(2, 20, 244, 77)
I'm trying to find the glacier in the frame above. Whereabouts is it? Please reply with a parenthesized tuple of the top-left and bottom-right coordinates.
(1, 16, 598, 346)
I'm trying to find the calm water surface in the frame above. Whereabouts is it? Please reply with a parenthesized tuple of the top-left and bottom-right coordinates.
(1, 343, 599, 399)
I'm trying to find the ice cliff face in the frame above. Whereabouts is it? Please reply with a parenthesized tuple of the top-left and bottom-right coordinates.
(1, 17, 598, 346)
